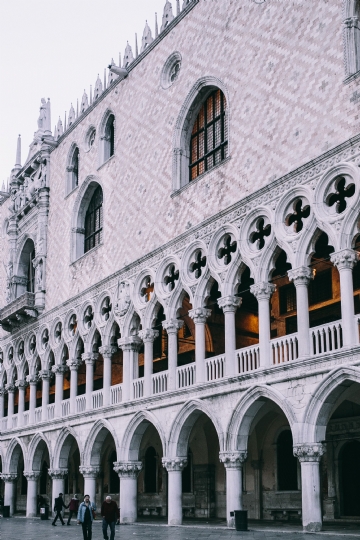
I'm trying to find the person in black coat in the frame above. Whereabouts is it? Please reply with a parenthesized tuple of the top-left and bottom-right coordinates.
(52, 493, 67, 526)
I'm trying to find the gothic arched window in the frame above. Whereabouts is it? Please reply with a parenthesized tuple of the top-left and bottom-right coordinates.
(67, 146, 79, 193)
(84, 186, 103, 254)
(189, 89, 228, 182)
(103, 114, 115, 163)
(277, 430, 298, 491)
(344, 1, 360, 77)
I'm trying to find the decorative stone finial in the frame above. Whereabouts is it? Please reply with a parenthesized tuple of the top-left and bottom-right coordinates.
(108, 59, 117, 85)
(104, 68, 107, 91)
(94, 74, 103, 100)
(15, 135, 21, 169)
(135, 33, 139, 57)
(155, 13, 159, 38)
(123, 42, 134, 67)
(81, 90, 89, 113)
(141, 21, 154, 53)
(68, 104, 76, 127)
(176, 0, 180, 15)
(161, 1, 174, 32)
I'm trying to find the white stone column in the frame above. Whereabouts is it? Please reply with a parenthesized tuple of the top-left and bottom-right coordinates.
(162, 457, 187, 526)
(49, 469, 68, 516)
(218, 296, 242, 377)
(66, 358, 81, 414)
(52, 365, 67, 418)
(219, 451, 247, 528)
(79, 467, 99, 503)
(250, 282, 276, 368)
(163, 319, 184, 391)
(331, 249, 358, 347)
(138, 329, 159, 397)
(39, 370, 52, 422)
(188, 308, 211, 383)
(114, 461, 142, 524)
(288, 267, 312, 357)
(294, 443, 325, 532)
(82, 353, 98, 411)
(26, 375, 38, 424)
(15, 379, 27, 427)
(24, 471, 41, 517)
(5, 384, 15, 429)
(1, 474, 17, 515)
(99, 346, 116, 407)
(118, 337, 142, 402)
(0, 386, 5, 419)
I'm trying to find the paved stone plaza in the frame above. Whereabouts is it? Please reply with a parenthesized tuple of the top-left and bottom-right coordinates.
(1, 518, 360, 540)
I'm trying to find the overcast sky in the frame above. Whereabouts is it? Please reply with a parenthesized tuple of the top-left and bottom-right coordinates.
(0, 0, 170, 185)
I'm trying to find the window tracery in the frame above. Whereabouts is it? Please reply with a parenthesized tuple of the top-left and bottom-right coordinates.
(84, 186, 103, 254)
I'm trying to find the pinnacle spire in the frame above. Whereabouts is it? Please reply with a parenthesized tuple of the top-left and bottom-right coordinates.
(15, 135, 21, 168)
(141, 20, 154, 53)
(155, 12, 159, 38)
(177, 0, 180, 15)
(135, 33, 139, 57)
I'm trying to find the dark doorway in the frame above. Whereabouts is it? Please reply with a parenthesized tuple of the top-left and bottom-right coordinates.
(277, 430, 298, 491)
(144, 447, 157, 493)
(340, 441, 360, 516)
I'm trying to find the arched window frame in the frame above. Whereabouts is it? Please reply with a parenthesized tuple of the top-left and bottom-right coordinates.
(84, 186, 103, 254)
(343, 0, 360, 78)
(15, 237, 36, 298)
(172, 77, 230, 191)
(99, 111, 116, 166)
(66, 144, 80, 195)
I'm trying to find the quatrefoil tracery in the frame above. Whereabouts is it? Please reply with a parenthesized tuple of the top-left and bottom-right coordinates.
(250, 218, 271, 250)
(218, 235, 237, 265)
(69, 314, 77, 336)
(8, 347, 13, 363)
(18, 341, 24, 359)
(285, 199, 310, 233)
(29, 335, 36, 355)
(101, 297, 112, 321)
(83, 306, 94, 330)
(42, 329, 49, 350)
(190, 251, 207, 279)
(54, 322, 62, 343)
(164, 265, 179, 292)
(140, 276, 154, 302)
(326, 177, 355, 214)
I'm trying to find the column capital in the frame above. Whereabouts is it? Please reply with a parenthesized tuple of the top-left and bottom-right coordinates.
(219, 451, 247, 468)
(5, 383, 16, 394)
(188, 307, 212, 324)
(82, 352, 99, 365)
(26, 374, 39, 385)
(66, 358, 82, 371)
(217, 295, 242, 313)
(15, 379, 28, 389)
(162, 319, 184, 334)
(288, 266, 313, 286)
(118, 336, 143, 352)
(250, 282, 276, 300)
(51, 364, 68, 375)
(162, 457, 188, 472)
(79, 466, 99, 478)
(98, 345, 118, 357)
(113, 461, 142, 478)
(0, 473, 17, 482)
(39, 369, 52, 381)
(24, 470, 41, 480)
(293, 443, 326, 462)
(48, 468, 68, 479)
(0, 386, 6, 397)
(138, 329, 159, 343)
(330, 248, 358, 271)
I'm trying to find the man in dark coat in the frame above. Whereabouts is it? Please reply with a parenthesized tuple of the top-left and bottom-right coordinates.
(52, 492, 67, 526)
(101, 496, 120, 540)
(67, 493, 79, 525)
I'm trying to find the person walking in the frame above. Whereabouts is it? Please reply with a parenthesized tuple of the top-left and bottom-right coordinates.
(67, 493, 79, 525)
(52, 492, 67, 526)
(77, 494, 96, 540)
(101, 496, 120, 540)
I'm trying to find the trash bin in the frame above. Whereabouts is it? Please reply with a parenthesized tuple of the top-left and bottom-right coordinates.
(2, 505, 10, 518)
(234, 510, 248, 531)
(40, 506, 49, 520)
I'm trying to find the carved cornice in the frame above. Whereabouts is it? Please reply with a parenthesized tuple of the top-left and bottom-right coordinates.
(293, 444, 325, 463)
(188, 307, 212, 324)
(138, 329, 159, 343)
(288, 266, 313, 286)
(219, 451, 248, 468)
(162, 319, 184, 334)
(48, 468, 68, 479)
(162, 457, 188, 472)
(113, 461, 142, 478)
(250, 282, 276, 301)
(79, 466, 99, 478)
(330, 249, 358, 271)
(217, 296, 242, 313)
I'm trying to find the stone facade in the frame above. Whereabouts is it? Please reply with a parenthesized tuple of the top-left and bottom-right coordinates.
(1, 0, 360, 533)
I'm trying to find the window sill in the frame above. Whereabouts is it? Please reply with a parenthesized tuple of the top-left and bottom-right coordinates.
(97, 154, 115, 171)
(171, 156, 231, 198)
(65, 185, 79, 200)
(70, 242, 103, 266)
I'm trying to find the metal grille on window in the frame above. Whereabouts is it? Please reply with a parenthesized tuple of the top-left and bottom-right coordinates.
(189, 89, 228, 181)
(279, 284, 297, 314)
(84, 186, 103, 254)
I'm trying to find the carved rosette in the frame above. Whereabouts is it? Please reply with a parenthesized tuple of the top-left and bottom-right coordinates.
(48, 468, 68, 479)
(188, 307, 212, 324)
(113, 461, 142, 478)
(288, 266, 313, 287)
(24, 471, 41, 481)
(217, 296, 242, 313)
(138, 329, 159, 343)
(52, 364, 68, 376)
(0, 473, 17, 482)
(330, 249, 358, 271)
(118, 336, 143, 352)
(162, 319, 184, 335)
(98, 346, 118, 358)
(250, 282, 276, 301)
(293, 444, 325, 463)
(79, 466, 99, 479)
(162, 457, 188, 472)
(219, 451, 248, 469)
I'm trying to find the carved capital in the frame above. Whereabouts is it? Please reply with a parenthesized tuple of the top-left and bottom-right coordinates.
(39, 369, 52, 381)
(288, 266, 313, 286)
(5, 383, 16, 393)
(330, 249, 358, 271)
(250, 282, 276, 300)
(52, 364, 68, 375)
(15, 379, 28, 390)
(48, 468, 68, 479)
(293, 443, 325, 463)
(66, 358, 82, 371)
(82, 353, 99, 365)
(0, 387, 6, 397)
(24, 470, 41, 481)
(219, 451, 247, 469)
(0, 473, 17, 482)
(162, 457, 188, 472)
(117, 336, 143, 352)
(26, 374, 39, 385)
(217, 296, 242, 313)
(138, 329, 159, 343)
(113, 461, 142, 478)
(188, 307, 212, 324)
(162, 319, 184, 334)
(98, 346, 117, 358)
(79, 466, 99, 478)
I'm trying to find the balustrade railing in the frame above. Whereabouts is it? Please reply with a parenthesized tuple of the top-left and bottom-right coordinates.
(1, 417, 7, 430)
(34, 407, 42, 423)
(23, 411, 29, 426)
(152, 371, 168, 395)
(92, 389, 103, 409)
(177, 363, 196, 388)
(12, 414, 18, 428)
(133, 378, 144, 399)
(237, 345, 260, 374)
(47, 403, 55, 420)
(271, 333, 299, 364)
(76, 395, 86, 413)
(206, 354, 225, 381)
(62, 399, 70, 416)
(311, 321, 343, 355)
(111, 384, 122, 405)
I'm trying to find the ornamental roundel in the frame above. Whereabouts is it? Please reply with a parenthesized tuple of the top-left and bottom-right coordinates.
(181, 241, 209, 285)
(100, 296, 112, 323)
(66, 312, 78, 339)
(41, 328, 49, 350)
(207, 225, 239, 273)
(17, 340, 25, 361)
(28, 334, 37, 356)
(83, 305, 94, 331)
(54, 321, 62, 344)
(163, 263, 180, 293)
(240, 207, 274, 259)
(140, 275, 155, 304)
(8, 346, 14, 364)
(155, 257, 182, 297)
(161, 51, 182, 90)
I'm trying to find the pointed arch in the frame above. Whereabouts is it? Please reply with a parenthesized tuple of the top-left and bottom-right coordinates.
(99, 109, 115, 165)
(66, 142, 80, 194)
(27, 433, 51, 472)
(82, 419, 119, 467)
(53, 426, 82, 469)
(120, 410, 166, 461)
(4, 437, 26, 474)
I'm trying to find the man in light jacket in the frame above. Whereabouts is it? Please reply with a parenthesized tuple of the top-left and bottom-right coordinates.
(77, 494, 96, 540)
